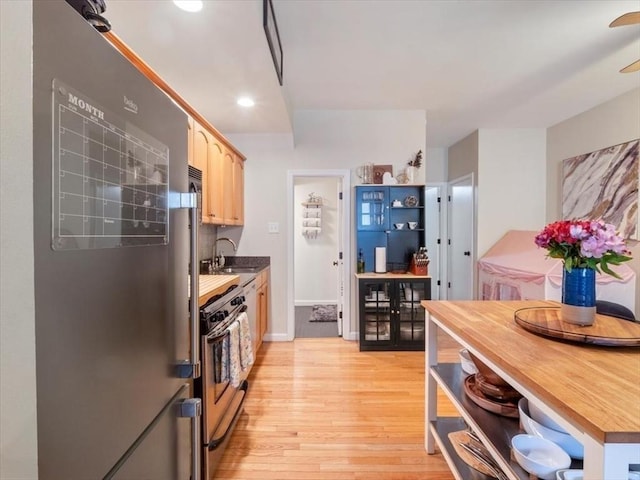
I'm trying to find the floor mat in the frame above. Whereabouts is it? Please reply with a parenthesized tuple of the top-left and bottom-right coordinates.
(295, 306, 338, 338)
(309, 304, 338, 322)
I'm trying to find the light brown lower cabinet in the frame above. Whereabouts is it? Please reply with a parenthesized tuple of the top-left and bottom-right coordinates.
(256, 268, 269, 352)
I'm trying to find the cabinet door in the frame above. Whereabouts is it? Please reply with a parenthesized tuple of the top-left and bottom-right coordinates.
(356, 186, 389, 231)
(256, 270, 269, 352)
(187, 117, 194, 167)
(395, 279, 430, 349)
(359, 279, 393, 349)
(221, 148, 235, 224)
(231, 155, 244, 225)
(192, 121, 211, 224)
(207, 140, 224, 224)
(258, 282, 268, 344)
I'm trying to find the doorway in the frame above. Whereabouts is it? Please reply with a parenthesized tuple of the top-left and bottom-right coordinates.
(286, 170, 351, 340)
(447, 174, 475, 300)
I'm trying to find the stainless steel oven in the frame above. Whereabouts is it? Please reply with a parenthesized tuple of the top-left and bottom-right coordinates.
(197, 284, 251, 479)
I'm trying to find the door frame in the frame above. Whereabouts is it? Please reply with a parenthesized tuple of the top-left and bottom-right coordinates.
(286, 170, 352, 341)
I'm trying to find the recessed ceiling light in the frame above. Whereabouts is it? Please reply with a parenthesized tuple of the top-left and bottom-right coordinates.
(237, 97, 255, 108)
(173, 1, 203, 13)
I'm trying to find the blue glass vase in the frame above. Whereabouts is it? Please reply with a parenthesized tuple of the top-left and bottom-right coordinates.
(561, 267, 596, 326)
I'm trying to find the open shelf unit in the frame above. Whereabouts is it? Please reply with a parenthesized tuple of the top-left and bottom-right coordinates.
(355, 185, 425, 273)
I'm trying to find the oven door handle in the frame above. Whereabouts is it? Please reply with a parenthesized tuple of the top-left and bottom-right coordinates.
(205, 305, 248, 343)
(207, 328, 229, 344)
(207, 380, 249, 451)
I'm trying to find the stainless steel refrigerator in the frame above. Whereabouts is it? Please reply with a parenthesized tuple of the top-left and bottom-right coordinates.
(32, 1, 200, 478)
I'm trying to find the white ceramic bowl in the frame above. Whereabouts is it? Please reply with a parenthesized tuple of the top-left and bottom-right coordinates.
(519, 398, 584, 459)
(529, 400, 569, 434)
(458, 348, 478, 375)
(556, 470, 640, 480)
(511, 434, 571, 480)
(394, 223, 405, 230)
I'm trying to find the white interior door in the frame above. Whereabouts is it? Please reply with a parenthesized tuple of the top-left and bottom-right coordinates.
(336, 181, 344, 336)
(425, 184, 444, 300)
(448, 174, 475, 300)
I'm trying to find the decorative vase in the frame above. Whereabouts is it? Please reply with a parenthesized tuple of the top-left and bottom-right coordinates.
(560, 267, 596, 326)
(406, 165, 418, 184)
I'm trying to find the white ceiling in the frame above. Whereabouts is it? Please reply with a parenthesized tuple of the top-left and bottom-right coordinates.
(104, 0, 640, 148)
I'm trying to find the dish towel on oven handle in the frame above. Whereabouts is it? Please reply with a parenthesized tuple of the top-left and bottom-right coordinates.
(236, 311, 254, 370)
(221, 312, 253, 387)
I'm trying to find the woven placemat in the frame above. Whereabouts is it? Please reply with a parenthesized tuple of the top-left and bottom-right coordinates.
(448, 430, 497, 478)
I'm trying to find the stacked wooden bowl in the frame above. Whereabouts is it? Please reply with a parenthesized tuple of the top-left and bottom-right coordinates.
(463, 352, 522, 418)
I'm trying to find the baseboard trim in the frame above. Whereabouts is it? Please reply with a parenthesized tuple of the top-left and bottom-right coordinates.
(264, 333, 290, 342)
(265, 332, 358, 342)
(295, 301, 338, 307)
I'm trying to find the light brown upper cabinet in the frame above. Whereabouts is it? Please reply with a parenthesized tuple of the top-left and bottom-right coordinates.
(221, 147, 245, 226)
(189, 117, 244, 226)
(232, 154, 244, 225)
(189, 119, 215, 223)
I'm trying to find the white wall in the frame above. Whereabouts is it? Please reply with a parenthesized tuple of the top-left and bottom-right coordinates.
(0, 1, 39, 478)
(294, 177, 339, 305)
(425, 147, 448, 183)
(228, 109, 427, 339)
(477, 128, 547, 257)
(547, 87, 640, 318)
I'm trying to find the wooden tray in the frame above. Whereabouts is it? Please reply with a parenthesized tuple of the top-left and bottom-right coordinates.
(514, 307, 640, 347)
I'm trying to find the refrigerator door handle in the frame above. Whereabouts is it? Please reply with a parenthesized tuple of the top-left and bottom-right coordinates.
(175, 191, 201, 379)
(188, 192, 201, 379)
(177, 397, 202, 480)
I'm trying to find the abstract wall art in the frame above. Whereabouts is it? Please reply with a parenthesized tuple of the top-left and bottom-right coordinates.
(562, 139, 639, 239)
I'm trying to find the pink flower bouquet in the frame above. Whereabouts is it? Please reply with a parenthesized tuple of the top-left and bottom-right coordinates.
(534, 220, 632, 278)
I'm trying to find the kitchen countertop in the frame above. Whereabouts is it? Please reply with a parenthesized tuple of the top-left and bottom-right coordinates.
(196, 257, 270, 306)
(197, 274, 239, 307)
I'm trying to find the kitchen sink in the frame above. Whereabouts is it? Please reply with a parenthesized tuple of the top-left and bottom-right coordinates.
(216, 266, 258, 274)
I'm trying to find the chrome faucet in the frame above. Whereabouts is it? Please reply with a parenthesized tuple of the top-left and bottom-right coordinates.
(213, 237, 237, 270)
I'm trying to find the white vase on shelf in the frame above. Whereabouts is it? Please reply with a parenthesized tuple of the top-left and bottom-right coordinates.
(405, 166, 418, 184)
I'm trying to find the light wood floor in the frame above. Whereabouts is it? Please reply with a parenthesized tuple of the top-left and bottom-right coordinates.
(216, 335, 459, 479)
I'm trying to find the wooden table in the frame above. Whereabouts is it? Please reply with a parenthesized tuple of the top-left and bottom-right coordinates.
(422, 300, 640, 480)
